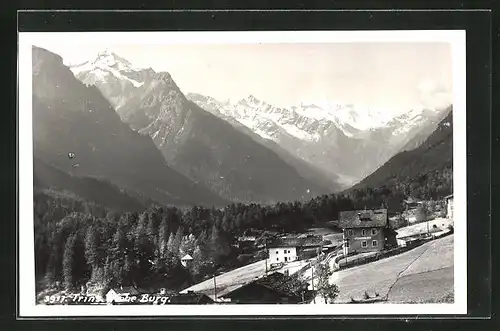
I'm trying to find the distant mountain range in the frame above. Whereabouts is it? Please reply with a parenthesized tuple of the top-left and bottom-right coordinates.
(71, 50, 333, 203)
(32, 46, 227, 208)
(64, 49, 453, 205)
(187, 94, 451, 186)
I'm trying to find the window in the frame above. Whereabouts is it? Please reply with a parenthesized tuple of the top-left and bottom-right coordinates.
(371, 229, 377, 235)
(361, 229, 366, 236)
(276, 250, 279, 254)
(361, 241, 367, 248)
(372, 240, 378, 247)
(347, 230, 354, 236)
(276, 258, 279, 261)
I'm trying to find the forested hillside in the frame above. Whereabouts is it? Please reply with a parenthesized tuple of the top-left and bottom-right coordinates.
(34, 157, 147, 212)
(35, 188, 396, 294)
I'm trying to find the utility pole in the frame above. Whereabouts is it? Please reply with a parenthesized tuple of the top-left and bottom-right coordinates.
(311, 265, 315, 304)
(211, 260, 217, 303)
(424, 202, 429, 236)
(213, 274, 217, 303)
(265, 238, 268, 274)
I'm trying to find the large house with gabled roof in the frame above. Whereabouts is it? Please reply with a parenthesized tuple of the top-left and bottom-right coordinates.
(338, 209, 397, 255)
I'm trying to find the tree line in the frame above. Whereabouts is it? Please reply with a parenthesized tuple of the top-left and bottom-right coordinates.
(34, 174, 452, 294)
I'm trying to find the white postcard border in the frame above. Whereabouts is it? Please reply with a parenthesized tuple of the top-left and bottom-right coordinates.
(18, 30, 467, 317)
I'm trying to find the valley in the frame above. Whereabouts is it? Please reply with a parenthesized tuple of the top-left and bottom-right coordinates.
(30, 45, 455, 307)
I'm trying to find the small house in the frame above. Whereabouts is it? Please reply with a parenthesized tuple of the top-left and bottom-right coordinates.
(181, 254, 193, 268)
(403, 197, 422, 209)
(106, 286, 140, 304)
(403, 198, 427, 224)
(403, 207, 427, 224)
(267, 235, 323, 265)
(221, 272, 311, 304)
(236, 235, 257, 251)
(444, 194, 453, 219)
(338, 209, 397, 255)
(168, 291, 214, 304)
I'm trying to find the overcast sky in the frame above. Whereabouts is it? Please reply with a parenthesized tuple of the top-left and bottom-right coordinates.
(33, 40, 453, 114)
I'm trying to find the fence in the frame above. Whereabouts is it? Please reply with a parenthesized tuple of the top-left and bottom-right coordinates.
(334, 240, 425, 270)
(334, 229, 453, 271)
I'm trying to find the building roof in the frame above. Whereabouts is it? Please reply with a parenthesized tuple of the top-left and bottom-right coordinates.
(169, 292, 214, 304)
(224, 272, 309, 299)
(403, 197, 422, 204)
(266, 235, 323, 248)
(238, 236, 256, 241)
(110, 286, 140, 295)
(338, 209, 388, 229)
(181, 254, 193, 261)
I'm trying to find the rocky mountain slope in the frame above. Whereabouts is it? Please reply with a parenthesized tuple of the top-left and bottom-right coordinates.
(71, 50, 450, 192)
(398, 105, 453, 152)
(350, 110, 453, 197)
(188, 93, 451, 185)
(32, 46, 227, 207)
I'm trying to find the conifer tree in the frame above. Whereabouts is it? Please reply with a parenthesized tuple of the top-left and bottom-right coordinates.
(158, 216, 169, 259)
(315, 263, 339, 304)
(166, 232, 176, 255)
(84, 225, 99, 273)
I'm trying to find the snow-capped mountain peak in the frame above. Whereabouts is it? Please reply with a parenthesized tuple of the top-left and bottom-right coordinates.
(90, 49, 134, 70)
(70, 50, 152, 89)
(69, 50, 160, 108)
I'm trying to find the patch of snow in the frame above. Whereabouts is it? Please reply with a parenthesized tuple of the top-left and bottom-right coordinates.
(70, 52, 145, 88)
(279, 123, 319, 141)
(253, 128, 273, 140)
(151, 129, 161, 140)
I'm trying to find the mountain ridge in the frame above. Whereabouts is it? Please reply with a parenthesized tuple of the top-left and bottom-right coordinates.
(188, 92, 451, 184)
(69, 49, 451, 192)
(32, 46, 228, 208)
(34, 156, 147, 212)
(349, 110, 453, 199)
(72, 50, 330, 203)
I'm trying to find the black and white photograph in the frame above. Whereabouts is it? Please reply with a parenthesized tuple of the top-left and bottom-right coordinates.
(18, 30, 467, 317)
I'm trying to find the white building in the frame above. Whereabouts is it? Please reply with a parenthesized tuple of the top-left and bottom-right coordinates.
(267, 236, 322, 265)
(269, 246, 298, 264)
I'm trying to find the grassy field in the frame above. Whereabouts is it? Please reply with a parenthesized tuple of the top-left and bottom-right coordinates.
(328, 234, 454, 303)
(180, 258, 312, 300)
